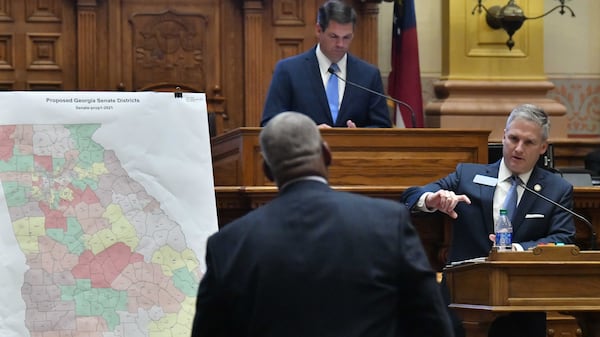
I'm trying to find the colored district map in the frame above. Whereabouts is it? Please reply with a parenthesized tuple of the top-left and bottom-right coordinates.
(0, 124, 201, 337)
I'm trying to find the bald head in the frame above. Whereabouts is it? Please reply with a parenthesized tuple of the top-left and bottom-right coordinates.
(260, 112, 328, 185)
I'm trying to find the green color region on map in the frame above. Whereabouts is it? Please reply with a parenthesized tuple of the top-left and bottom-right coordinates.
(172, 267, 201, 297)
(65, 125, 105, 170)
(47, 217, 86, 255)
(1, 181, 29, 207)
(61, 279, 128, 331)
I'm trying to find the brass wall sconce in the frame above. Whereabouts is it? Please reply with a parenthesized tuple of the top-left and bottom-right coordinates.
(472, 0, 576, 50)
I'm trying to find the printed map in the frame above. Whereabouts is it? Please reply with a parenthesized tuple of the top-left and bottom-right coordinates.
(0, 92, 217, 337)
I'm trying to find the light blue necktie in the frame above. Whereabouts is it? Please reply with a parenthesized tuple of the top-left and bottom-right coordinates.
(326, 63, 340, 124)
(503, 175, 519, 222)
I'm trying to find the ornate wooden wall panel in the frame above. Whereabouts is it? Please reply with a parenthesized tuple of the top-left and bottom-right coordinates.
(0, 0, 76, 90)
(94, 0, 240, 134)
(115, 1, 220, 93)
(129, 11, 209, 91)
(0, 32, 13, 90)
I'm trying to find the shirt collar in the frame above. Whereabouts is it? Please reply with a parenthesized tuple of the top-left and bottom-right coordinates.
(280, 175, 328, 192)
(315, 44, 347, 78)
(499, 158, 533, 185)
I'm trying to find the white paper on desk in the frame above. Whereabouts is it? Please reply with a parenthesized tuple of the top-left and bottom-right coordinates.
(446, 256, 487, 267)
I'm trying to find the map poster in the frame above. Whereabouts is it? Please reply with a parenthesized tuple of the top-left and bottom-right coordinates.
(0, 91, 218, 337)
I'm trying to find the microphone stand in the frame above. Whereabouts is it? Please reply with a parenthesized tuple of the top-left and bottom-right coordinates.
(519, 181, 597, 250)
(327, 68, 417, 128)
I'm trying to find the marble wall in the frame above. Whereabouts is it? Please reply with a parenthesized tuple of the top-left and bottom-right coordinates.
(377, 1, 600, 138)
(547, 77, 600, 137)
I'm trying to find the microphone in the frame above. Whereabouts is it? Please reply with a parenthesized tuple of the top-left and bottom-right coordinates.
(518, 180, 597, 250)
(327, 67, 417, 128)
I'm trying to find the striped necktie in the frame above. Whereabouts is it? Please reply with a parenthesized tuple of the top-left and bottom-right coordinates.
(503, 175, 519, 222)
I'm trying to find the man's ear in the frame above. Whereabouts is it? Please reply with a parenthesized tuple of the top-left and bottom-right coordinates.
(322, 142, 332, 167)
(315, 22, 323, 35)
(539, 141, 548, 155)
(262, 161, 274, 182)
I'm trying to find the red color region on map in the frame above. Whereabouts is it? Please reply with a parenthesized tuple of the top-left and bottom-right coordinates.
(72, 242, 145, 288)
(39, 202, 68, 231)
(34, 155, 53, 172)
(0, 125, 16, 160)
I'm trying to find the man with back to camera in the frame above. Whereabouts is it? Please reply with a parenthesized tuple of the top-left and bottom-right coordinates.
(400, 104, 576, 337)
(261, 0, 392, 128)
(191, 111, 453, 337)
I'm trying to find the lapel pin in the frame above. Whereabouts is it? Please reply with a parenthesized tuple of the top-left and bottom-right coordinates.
(534, 184, 542, 192)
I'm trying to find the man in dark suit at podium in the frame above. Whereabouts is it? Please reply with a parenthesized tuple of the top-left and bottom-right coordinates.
(261, 0, 392, 129)
(400, 104, 576, 337)
(191, 112, 452, 337)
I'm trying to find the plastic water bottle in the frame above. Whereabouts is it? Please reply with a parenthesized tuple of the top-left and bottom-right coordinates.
(495, 209, 513, 251)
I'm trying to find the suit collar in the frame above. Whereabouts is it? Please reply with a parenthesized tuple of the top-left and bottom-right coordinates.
(314, 46, 350, 126)
(480, 162, 500, 234)
(305, 47, 359, 126)
(279, 177, 330, 195)
(476, 162, 551, 235)
(305, 48, 333, 124)
(337, 54, 359, 123)
(511, 166, 549, 235)
(280, 175, 328, 192)
(515, 166, 549, 211)
(315, 44, 348, 76)
(498, 158, 534, 185)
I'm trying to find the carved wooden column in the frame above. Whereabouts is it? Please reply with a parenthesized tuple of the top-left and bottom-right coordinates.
(353, 1, 381, 66)
(243, 1, 265, 127)
(428, 0, 568, 142)
(76, 0, 98, 90)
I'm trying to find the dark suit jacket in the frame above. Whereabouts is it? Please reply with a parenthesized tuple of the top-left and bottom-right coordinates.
(192, 180, 452, 337)
(261, 47, 392, 128)
(401, 161, 576, 264)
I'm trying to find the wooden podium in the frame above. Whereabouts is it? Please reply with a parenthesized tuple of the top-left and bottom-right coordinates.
(444, 245, 600, 337)
(211, 127, 490, 187)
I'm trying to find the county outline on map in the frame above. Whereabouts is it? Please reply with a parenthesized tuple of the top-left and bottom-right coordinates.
(0, 123, 202, 337)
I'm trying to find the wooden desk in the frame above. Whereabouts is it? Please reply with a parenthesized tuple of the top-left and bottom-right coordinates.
(215, 186, 600, 270)
(444, 245, 600, 337)
(551, 138, 600, 168)
(212, 128, 490, 186)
